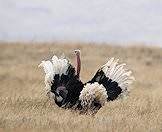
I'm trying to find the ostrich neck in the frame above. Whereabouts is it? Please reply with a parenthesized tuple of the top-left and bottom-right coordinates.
(76, 53, 81, 78)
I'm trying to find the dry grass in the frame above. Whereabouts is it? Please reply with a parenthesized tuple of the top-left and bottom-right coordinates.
(0, 42, 162, 132)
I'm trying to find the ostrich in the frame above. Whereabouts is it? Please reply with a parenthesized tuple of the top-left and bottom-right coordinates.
(39, 50, 134, 110)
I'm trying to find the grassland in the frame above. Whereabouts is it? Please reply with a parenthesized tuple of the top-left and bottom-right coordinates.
(0, 42, 161, 132)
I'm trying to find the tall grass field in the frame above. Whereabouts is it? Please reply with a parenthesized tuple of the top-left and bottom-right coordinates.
(0, 42, 161, 132)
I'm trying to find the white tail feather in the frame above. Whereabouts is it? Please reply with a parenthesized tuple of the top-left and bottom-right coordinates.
(79, 82, 108, 108)
(102, 58, 134, 93)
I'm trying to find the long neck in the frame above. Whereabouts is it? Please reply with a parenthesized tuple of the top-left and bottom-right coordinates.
(76, 53, 81, 78)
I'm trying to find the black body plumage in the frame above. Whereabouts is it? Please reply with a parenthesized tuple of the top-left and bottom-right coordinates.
(51, 65, 83, 108)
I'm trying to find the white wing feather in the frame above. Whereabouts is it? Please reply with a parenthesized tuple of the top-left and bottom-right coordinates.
(39, 55, 70, 93)
(102, 58, 135, 93)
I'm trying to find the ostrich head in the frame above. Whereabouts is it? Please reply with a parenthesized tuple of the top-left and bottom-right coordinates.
(74, 49, 81, 78)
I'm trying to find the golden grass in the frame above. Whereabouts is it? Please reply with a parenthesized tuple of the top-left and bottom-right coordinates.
(0, 42, 162, 132)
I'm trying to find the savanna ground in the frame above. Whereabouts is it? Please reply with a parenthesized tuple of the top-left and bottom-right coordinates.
(0, 42, 162, 132)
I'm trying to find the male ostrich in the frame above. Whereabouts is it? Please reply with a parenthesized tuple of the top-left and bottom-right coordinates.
(39, 50, 134, 110)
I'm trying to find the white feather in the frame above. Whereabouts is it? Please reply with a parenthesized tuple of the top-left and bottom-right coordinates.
(111, 64, 125, 81)
(102, 58, 134, 94)
(39, 61, 54, 75)
(79, 82, 108, 109)
(39, 61, 54, 88)
(52, 55, 69, 75)
(39, 55, 70, 94)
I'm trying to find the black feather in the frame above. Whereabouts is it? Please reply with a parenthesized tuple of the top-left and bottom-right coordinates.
(51, 64, 84, 108)
(88, 69, 122, 101)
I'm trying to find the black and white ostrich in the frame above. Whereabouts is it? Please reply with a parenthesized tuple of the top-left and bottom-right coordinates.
(39, 50, 134, 110)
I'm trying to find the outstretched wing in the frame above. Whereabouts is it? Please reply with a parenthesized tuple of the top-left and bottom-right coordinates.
(79, 58, 134, 110)
(39, 55, 83, 108)
(88, 58, 134, 100)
